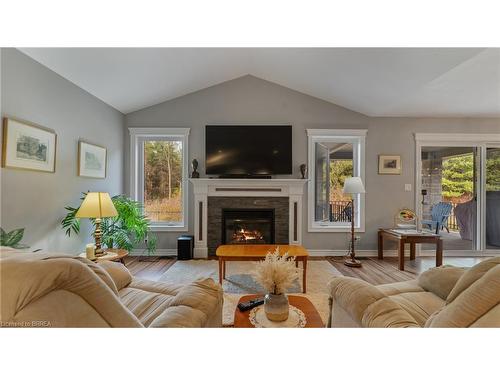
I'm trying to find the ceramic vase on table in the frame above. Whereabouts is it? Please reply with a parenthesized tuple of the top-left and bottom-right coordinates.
(264, 293, 289, 321)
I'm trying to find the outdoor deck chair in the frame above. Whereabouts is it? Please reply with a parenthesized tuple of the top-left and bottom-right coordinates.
(421, 202, 453, 234)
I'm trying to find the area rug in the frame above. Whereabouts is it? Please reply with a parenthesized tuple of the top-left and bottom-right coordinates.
(158, 260, 342, 326)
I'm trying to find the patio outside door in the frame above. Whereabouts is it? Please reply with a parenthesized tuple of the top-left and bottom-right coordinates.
(420, 146, 479, 251)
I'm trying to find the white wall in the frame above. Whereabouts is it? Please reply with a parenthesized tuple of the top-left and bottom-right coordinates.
(1, 49, 125, 253)
(125, 75, 500, 252)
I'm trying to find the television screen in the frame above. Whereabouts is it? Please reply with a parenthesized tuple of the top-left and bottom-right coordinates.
(205, 125, 292, 175)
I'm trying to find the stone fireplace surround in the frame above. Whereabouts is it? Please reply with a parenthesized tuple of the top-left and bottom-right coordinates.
(208, 197, 289, 256)
(190, 179, 307, 258)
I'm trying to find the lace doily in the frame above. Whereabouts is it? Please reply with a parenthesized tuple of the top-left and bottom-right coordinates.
(249, 305, 307, 328)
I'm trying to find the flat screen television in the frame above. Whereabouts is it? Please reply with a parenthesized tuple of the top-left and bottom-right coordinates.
(205, 125, 292, 176)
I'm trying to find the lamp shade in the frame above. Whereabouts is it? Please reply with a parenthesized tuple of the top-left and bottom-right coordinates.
(342, 177, 366, 194)
(75, 192, 118, 218)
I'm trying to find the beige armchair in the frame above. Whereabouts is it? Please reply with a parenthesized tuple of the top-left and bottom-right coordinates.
(0, 248, 223, 328)
(328, 257, 500, 328)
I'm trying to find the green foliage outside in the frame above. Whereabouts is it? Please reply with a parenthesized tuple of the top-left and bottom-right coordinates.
(144, 141, 183, 222)
(442, 150, 500, 201)
(329, 160, 353, 201)
(62, 193, 157, 255)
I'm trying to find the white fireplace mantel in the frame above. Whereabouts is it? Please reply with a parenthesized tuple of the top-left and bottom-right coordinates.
(189, 178, 307, 258)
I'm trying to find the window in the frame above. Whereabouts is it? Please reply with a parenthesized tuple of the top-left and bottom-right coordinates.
(307, 129, 366, 232)
(129, 128, 190, 231)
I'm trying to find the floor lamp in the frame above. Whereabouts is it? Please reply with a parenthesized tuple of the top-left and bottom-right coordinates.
(342, 177, 366, 267)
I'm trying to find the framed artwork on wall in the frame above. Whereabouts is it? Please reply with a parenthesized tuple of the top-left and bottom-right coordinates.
(2, 117, 57, 173)
(378, 155, 402, 175)
(78, 140, 107, 178)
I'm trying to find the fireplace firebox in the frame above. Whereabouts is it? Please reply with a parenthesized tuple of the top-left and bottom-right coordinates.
(222, 209, 275, 245)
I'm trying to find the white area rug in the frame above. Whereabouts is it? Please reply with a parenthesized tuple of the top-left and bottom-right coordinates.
(158, 260, 342, 326)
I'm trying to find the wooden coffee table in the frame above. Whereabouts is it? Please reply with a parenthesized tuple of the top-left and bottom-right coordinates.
(378, 229, 443, 271)
(216, 244, 309, 293)
(234, 294, 324, 328)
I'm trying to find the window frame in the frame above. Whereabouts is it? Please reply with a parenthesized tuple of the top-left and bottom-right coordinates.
(307, 128, 367, 233)
(129, 127, 190, 232)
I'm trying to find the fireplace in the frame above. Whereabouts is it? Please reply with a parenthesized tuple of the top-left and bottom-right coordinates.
(222, 209, 275, 245)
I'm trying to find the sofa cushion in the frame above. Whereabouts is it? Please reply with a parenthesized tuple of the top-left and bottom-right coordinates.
(446, 257, 500, 304)
(329, 276, 420, 327)
(417, 265, 466, 300)
(98, 260, 132, 290)
(425, 264, 500, 327)
(120, 278, 223, 328)
(389, 292, 445, 326)
(119, 287, 175, 327)
(377, 279, 423, 296)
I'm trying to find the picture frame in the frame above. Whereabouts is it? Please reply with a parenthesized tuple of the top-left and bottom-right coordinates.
(2, 117, 57, 173)
(378, 155, 402, 175)
(78, 140, 107, 178)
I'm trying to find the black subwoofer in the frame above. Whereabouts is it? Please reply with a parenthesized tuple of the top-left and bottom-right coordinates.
(177, 235, 194, 260)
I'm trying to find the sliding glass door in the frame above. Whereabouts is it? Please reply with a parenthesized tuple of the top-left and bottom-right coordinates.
(416, 134, 500, 254)
(486, 147, 500, 250)
(420, 146, 479, 251)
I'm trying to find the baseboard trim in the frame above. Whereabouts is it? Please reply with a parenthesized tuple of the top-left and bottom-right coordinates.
(128, 248, 494, 258)
(128, 248, 177, 256)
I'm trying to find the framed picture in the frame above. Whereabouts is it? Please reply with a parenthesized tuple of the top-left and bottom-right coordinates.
(2, 117, 57, 173)
(78, 141, 107, 178)
(378, 155, 402, 175)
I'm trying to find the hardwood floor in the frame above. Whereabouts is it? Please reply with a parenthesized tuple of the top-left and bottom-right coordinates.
(126, 255, 485, 284)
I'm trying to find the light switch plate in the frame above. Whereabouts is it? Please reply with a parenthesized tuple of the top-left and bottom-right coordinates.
(405, 184, 412, 192)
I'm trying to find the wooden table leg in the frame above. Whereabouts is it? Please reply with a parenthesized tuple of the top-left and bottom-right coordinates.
(302, 257, 308, 294)
(410, 242, 416, 260)
(222, 259, 226, 279)
(378, 231, 384, 260)
(436, 239, 443, 267)
(399, 239, 405, 271)
(218, 257, 223, 284)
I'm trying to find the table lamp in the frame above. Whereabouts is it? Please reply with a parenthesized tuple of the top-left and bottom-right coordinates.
(342, 177, 366, 267)
(76, 192, 118, 257)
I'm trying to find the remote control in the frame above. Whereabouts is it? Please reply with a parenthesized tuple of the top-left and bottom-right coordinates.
(237, 297, 264, 312)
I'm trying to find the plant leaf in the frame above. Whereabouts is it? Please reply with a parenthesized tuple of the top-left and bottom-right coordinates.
(2, 228, 24, 246)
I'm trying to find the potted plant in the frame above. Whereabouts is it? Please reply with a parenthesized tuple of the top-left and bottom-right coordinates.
(61, 193, 157, 254)
(252, 248, 300, 321)
(0, 228, 29, 249)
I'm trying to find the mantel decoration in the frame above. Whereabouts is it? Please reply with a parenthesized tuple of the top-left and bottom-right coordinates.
(2, 117, 57, 173)
(78, 141, 107, 178)
(252, 248, 300, 322)
(378, 155, 402, 175)
(191, 158, 200, 178)
(299, 163, 307, 179)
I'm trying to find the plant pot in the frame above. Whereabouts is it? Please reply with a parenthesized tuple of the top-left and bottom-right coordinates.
(264, 293, 289, 321)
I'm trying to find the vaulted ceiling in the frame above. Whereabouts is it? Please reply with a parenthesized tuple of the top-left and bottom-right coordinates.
(19, 48, 500, 117)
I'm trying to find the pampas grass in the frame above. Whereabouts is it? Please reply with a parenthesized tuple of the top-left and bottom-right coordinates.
(252, 247, 300, 294)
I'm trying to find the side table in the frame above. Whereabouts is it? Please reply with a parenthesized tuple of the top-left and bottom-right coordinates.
(78, 248, 129, 266)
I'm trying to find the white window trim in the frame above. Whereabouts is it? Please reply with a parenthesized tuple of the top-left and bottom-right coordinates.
(129, 127, 190, 232)
(307, 129, 367, 233)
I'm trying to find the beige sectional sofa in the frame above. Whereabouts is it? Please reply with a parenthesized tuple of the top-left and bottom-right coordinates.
(328, 257, 500, 327)
(0, 248, 223, 328)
